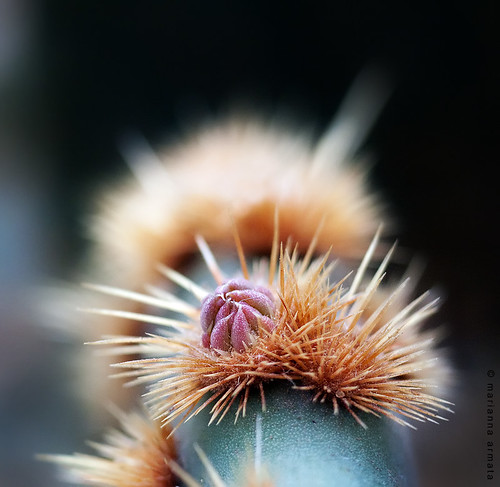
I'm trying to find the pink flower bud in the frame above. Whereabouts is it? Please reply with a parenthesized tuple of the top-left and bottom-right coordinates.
(200, 278, 276, 352)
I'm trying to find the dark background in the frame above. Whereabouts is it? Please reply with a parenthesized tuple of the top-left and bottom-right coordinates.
(0, 1, 498, 486)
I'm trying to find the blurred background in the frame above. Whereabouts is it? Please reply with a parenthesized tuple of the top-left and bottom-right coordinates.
(0, 1, 498, 486)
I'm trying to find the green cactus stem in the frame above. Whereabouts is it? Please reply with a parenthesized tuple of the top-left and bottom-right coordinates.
(176, 381, 416, 486)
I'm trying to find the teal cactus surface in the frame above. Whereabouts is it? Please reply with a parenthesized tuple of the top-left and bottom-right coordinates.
(178, 382, 415, 486)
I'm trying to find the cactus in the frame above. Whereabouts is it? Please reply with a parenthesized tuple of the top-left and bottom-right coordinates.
(42, 75, 452, 486)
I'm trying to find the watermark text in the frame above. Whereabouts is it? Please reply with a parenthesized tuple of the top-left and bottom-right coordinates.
(487, 370, 495, 480)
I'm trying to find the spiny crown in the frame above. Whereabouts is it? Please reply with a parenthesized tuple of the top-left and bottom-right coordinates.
(89, 226, 452, 430)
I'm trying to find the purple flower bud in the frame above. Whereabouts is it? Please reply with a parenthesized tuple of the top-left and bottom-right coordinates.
(199, 278, 277, 353)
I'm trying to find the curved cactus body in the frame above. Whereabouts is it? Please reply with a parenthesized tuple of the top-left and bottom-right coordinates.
(177, 382, 415, 486)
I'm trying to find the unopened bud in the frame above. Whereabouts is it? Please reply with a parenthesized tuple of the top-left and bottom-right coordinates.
(200, 279, 276, 352)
